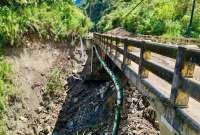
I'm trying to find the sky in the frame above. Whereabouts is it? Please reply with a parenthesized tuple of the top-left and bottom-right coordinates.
(73, 0, 81, 5)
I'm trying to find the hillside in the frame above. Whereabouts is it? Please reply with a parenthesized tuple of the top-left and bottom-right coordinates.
(81, 0, 200, 38)
(0, 0, 92, 46)
(0, 1, 92, 134)
(0, 0, 200, 135)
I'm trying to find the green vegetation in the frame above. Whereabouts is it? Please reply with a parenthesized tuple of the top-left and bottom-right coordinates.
(44, 68, 64, 96)
(81, 0, 200, 38)
(0, 0, 92, 46)
(80, 0, 115, 24)
(0, 1, 92, 133)
(0, 57, 14, 134)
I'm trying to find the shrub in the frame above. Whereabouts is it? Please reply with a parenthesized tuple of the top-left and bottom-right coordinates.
(0, 57, 14, 134)
(164, 21, 181, 37)
(44, 68, 63, 96)
(0, 0, 92, 46)
(96, 0, 200, 38)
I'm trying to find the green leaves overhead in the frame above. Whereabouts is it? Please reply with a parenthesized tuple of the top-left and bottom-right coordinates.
(0, 0, 92, 46)
(90, 0, 200, 38)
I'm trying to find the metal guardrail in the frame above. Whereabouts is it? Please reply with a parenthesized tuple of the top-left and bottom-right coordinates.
(93, 33, 200, 108)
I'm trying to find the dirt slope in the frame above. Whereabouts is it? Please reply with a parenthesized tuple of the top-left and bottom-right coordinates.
(3, 39, 159, 135)
(4, 41, 86, 135)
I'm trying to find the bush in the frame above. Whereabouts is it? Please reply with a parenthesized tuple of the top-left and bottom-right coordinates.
(164, 21, 181, 37)
(0, 0, 92, 46)
(44, 68, 63, 96)
(0, 57, 14, 134)
(0, 58, 14, 114)
(96, 0, 200, 38)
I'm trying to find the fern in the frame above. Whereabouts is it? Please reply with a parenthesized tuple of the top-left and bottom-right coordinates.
(0, 0, 92, 46)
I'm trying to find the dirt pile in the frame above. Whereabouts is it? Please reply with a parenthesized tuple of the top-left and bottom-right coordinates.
(5, 42, 86, 135)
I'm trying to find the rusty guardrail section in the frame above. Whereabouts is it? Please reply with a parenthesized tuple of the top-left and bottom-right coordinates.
(93, 33, 200, 135)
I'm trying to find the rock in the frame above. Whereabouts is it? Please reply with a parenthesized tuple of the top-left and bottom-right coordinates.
(143, 107, 156, 123)
(154, 120, 160, 129)
(130, 103, 134, 109)
(39, 126, 51, 135)
(6, 121, 16, 130)
(72, 69, 78, 74)
(31, 83, 41, 89)
(142, 96, 150, 107)
(32, 126, 39, 135)
(135, 111, 143, 118)
(73, 98, 78, 103)
(127, 97, 133, 103)
(137, 124, 144, 129)
(40, 101, 45, 106)
(138, 100, 145, 110)
(67, 121, 74, 128)
(122, 126, 128, 132)
(44, 116, 50, 123)
(35, 106, 43, 114)
(41, 73, 45, 76)
(46, 102, 54, 111)
(25, 130, 33, 135)
(19, 116, 28, 122)
(44, 126, 51, 134)
(132, 98, 138, 104)
(64, 80, 68, 86)
(16, 130, 24, 135)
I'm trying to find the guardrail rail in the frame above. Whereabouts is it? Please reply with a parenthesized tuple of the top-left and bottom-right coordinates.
(93, 32, 200, 108)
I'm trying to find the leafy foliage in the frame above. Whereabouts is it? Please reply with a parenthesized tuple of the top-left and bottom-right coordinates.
(0, 0, 92, 46)
(0, 58, 14, 113)
(80, 0, 116, 25)
(0, 57, 14, 134)
(44, 68, 64, 96)
(84, 0, 200, 38)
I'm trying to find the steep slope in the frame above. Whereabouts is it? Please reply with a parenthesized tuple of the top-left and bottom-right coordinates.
(81, 0, 200, 38)
(5, 42, 86, 134)
(0, 0, 92, 46)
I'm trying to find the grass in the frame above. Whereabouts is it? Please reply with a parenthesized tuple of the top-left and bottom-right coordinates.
(96, 0, 200, 38)
(44, 68, 64, 97)
(0, 56, 15, 134)
(0, 1, 92, 46)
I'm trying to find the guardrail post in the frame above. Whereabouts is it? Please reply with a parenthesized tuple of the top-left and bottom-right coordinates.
(106, 36, 109, 54)
(170, 46, 195, 107)
(139, 47, 151, 78)
(182, 62, 195, 77)
(112, 37, 116, 54)
(105, 36, 107, 49)
(126, 44, 135, 65)
(122, 39, 128, 69)
(99, 35, 101, 44)
(102, 36, 104, 49)
(101, 36, 103, 47)
(115, 39, 120, 58)
(101, 36, 106, 60)
(110, 36, 113, 53)
(108, 36, 111, 53)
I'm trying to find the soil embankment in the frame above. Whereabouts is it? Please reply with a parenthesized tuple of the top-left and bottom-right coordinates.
(5, 41, 86, 134)
(4, 40, 159, 135)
